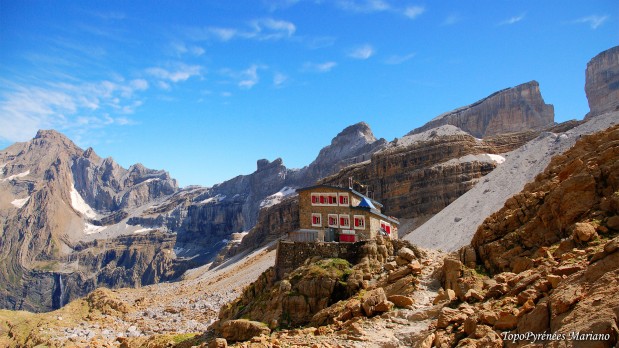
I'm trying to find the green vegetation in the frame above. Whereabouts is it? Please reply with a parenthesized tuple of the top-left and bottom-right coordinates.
(303, 258, 352, 280)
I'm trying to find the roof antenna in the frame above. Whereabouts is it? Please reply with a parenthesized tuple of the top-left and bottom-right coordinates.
(348, 177, 353, 189)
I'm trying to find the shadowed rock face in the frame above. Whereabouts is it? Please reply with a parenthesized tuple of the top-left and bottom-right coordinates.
(410, 81, 554, 138)
(585, 45, 619, 119)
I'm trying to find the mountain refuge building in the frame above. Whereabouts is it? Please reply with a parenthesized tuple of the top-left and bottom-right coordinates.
(290, 185, 399, 243)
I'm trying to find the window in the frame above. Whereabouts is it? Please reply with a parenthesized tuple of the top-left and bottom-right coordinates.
(312, 213, 322, 227)
(328, 214, 338, 228)
(319, 195, 326, 204)
(353, 215, 365, 230)
(338, 193, 349, 206)
(339, 214, 350, 229)
(311, 194, 319, 205)
(380, 221, 391, 235)
(328, 194, 338, 205)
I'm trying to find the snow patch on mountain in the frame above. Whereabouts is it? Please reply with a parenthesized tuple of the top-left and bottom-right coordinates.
(200, 194, 226, 205)
(435, 154, 506, 168)
(84, 223, 105, 235)
(70, 185, 97, 219)
(260, 186, 297, 208)
(134, 226, 154, 234)
(11, 196, 29, 208)
(1, 170, 30, 182)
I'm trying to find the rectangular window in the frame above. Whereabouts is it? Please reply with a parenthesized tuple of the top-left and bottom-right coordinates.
(338, 193, 349, 206)
(311, 194, 319, 205)
(339, 214, 350, 229)
(328, 194, 337, 205)
(328, 214, 338, 228)
(312, 213, 322, 227)
(380, 221, 391, 234)
(353, 215, 365, 230)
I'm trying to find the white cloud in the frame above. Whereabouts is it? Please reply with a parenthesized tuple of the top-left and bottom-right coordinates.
(238, 65, 261, 89)
(146, 64, 203, 86)
(385, 52, 416, 65)
(337, 0, 390, 13)
(186, 18, 296, 42)
(404, 6, 424, 19)
(0, 77, 144, 143)
(170, 41, 205, 56)
(348, 44, 375, 59)
(574, 15, 609, 29)
(251, 18, 296, 40)
(302, 61, 337, 73)
(500, 13, 525, 25)
(273, 72, 288, 87)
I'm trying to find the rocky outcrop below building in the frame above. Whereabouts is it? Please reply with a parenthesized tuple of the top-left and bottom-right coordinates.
(585, 45, 619, 119)
(213, 237, 425, 337)
(410, 81, 554, 138)
(428, 124, 619, 347)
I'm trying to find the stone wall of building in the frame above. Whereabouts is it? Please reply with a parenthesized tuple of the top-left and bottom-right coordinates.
(275, 240, 368, 279)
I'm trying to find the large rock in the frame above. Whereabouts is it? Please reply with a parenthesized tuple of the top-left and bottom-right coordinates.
(220, 319, 270, 342)
(361, 287, 389, 317)
(585, 46, 619, 119)
(410, 81, 554, 138)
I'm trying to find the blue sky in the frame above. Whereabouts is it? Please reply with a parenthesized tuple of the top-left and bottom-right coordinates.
(0, 1, 617, 187)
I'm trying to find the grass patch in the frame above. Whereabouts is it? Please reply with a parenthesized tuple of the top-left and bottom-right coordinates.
(303, 258, 352, 280)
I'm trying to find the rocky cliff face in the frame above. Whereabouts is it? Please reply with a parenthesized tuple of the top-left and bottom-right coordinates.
(411, 81, 555, 138)
(585, 45, 619, 119)
(429, 124, 619, 347)
(320, 128, 538, 222)
(0, 130, 186, 312)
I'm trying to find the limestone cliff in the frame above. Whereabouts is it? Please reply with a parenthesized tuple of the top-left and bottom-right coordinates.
(429, 124, 619, 347)
(411, 81, 554, 138)
(0, 131, 183, 312)
(585, 45, 619, 119)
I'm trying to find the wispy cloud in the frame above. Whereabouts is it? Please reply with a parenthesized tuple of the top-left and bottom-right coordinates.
(273, 72, 288, 87)
(0, 77, 146, 143)
(385, 52, 416, 65)
(404, 6, 424, 19)
(239, 65, 261, 89)
(336, 1, 424, 19)
(442, 13, 461, 26)
(220, 64, 265, 89)
(337, 0, 390, 13)
(500, 13, 526, 25)
(186, 18, 296, 42)
(302, 61, 337, 73)
(146, 64, 203, 87)
(348, 44, 375, 59)
(574, 15, 609, 29)
(169, 41, 205, 57)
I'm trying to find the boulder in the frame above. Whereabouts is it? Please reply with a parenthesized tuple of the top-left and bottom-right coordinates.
(397, 247, 416, 262)
(361, 287, 388, 317)
(437, 307, 468, 329)
(208, 338, 228, 348)
(388, 266, 412, 282)
(387, 295, 414, 308)
(572, 222, 597, 243)
(220, 319, 271, 342)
